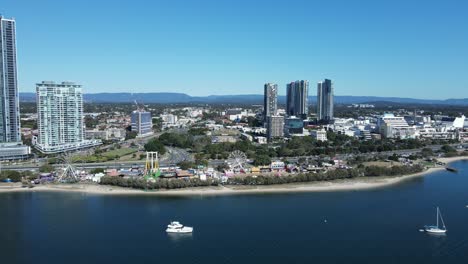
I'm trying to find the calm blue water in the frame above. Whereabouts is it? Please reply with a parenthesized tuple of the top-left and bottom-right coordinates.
(1, 160, 468, 264)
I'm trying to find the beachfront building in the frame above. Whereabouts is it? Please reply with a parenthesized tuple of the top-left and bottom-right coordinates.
(0, 16, 31, 160)
(34, 81, 101, 153)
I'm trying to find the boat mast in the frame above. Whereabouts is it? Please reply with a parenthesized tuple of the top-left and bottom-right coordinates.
(439, 208, 446, 230)
(436, 207, 439, 228)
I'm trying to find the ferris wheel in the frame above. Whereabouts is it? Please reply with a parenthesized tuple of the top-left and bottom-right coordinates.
(56, 152, 79, 183)
(227, 150, 247, 171)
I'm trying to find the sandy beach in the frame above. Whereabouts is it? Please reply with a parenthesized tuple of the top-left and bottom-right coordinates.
(1, 156, 467, 196)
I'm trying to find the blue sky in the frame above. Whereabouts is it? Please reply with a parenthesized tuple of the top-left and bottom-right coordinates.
(2, 0, 468, 98)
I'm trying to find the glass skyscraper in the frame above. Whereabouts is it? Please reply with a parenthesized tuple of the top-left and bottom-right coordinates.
(286, 80, 309, 119)
(0, 16, 21, 143)
(317, 79, 334, 122)
(0, 16, 30, 160)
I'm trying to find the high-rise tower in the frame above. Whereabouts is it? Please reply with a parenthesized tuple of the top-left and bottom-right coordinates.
(34, 81, 101, 153)
(317, 79, 334, 122)
(286, 80, 309, 119)
(0, 17, 21, 143)
(263, 83, 278, 123)
(0, 17, 30, 160)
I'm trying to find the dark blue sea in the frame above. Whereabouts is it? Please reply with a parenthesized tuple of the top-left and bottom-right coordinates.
(1, 160, 468, 264)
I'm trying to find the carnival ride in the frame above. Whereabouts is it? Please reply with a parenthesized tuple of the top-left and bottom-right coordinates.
(144, 152, 161, 181)
(56, 153, 80, 183)
(227, 150, 247, 172)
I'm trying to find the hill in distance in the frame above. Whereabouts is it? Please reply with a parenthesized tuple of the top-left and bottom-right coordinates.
(18, 92, 468, 106)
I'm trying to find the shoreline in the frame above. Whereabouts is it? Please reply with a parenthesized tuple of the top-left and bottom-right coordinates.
(1, 156, 467, 196)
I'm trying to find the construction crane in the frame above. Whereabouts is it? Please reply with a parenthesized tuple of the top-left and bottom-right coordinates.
(134, 100, 143, 112)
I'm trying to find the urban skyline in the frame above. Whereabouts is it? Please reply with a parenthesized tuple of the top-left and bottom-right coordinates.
(2, 0, 468, 99)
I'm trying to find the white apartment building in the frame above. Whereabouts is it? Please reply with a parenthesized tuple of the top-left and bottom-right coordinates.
(34, 81, 101, 153)
(311, 129, 328, 142)
(160, 114, 178, 124)
(417, 127, 457, 140)
(85, 128, 126, 141)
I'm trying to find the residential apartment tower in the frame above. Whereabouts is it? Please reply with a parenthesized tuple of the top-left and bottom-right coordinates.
(286, 80, 309, 119)
(317, 79, 334, 123)
(34, 81, 101, 153)
(263, 83, 278, 123)
(0, 17, 30, 160)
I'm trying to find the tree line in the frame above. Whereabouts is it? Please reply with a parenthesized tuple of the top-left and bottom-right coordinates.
(100, 176, 219, 190)
(99, 164, 424, 190)
(227, 164, 425, 185)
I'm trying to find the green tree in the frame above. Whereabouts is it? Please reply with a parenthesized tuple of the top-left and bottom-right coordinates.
(0, 170, 22, 182)
(125, 131, 137, 140)
(177, 161, 195, 170)
(420, 148, 433, 157)
(253, 155, 271, 166)
(441, 145, 456, 154)
(39, 164, 54, 173)
(90, 168, 105, 174)
(144, 139, 167, 155)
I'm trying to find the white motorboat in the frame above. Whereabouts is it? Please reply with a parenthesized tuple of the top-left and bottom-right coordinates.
(424, 207, 447, 234)
(166, 226, 193, 233)
(166, 221, 193, 233)
(167, 221, 183, 229)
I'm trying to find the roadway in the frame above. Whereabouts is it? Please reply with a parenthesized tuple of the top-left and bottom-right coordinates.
(2, 143, 466, 171)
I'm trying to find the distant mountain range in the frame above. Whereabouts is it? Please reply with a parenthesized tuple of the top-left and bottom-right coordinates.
(19, 92, 468, 106)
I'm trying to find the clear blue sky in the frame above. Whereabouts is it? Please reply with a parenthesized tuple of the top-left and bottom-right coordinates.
(2, 0, 468, 98)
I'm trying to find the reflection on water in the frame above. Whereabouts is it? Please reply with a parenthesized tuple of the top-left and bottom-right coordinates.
(167, 233, 194, 243)
(427, 233, 447, 257)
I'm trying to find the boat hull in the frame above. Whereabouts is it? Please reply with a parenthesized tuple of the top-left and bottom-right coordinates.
(166, 227, 193, 233)
(424, 226, 446, 234)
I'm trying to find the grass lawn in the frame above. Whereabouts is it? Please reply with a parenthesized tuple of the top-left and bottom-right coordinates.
(71, 148, 138, 163)
(102, 148, 138, 158)
(362, 161, 395, 168)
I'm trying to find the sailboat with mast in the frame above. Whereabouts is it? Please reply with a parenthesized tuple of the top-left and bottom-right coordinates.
(424, 207, 447, 234)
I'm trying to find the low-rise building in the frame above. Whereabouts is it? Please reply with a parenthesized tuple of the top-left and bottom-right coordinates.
(256, 136, 267, 144)
(378, 113, 414, 139)
(0, 143, 31, 161)
(311, 129, 328, 141)
(284, 116, 304, 136)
